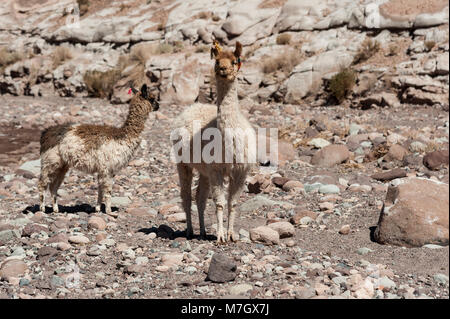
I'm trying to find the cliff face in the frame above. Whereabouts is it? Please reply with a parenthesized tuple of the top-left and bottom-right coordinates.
(0, 0, 448, 109)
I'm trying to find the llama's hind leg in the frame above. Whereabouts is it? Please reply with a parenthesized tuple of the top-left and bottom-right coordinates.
(99, 175, 114, 215)
(38, 173, 50, 212)
(96, 174, 105, 213)
(177, 164, 193, 239)
(196, 174, 210, 239)
(210, 172, 226, 243)
(49, 165, 69, 213)
(227, 168, 248, 242)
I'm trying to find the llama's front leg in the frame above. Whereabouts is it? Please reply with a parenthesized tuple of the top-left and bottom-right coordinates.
(227, 168, 248, 242)
(177, 164, 193, 239)
(210, 173, 226, 243)
(196, 174, 210, 239)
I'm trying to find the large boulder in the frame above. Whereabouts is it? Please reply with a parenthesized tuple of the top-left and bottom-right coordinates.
(207, 253, 238, 283)
(222, 0, 280, 37)
(284, 49, 354, 103)
(274, 0, 358, 32)
(374, 177, 449, 247)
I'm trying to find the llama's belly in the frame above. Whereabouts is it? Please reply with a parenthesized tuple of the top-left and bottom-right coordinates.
(59, 131, 139, 175)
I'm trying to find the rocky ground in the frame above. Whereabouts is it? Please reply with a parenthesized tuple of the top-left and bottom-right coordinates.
(0, 94, 448, 299)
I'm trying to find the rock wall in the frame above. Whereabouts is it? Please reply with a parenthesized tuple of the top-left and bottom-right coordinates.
(0, 0, 448, 107)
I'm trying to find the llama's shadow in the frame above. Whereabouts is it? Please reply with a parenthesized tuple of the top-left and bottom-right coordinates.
(22, 204, 119, 215)
(138, 224, 216, 241)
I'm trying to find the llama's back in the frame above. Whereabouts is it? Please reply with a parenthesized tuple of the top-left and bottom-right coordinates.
(41, 123, 140, 175)
(173, 103, 217, 136)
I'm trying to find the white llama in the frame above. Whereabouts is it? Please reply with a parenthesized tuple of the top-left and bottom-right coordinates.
(173, 41, 256, 243)
(39, 84, 159, 215)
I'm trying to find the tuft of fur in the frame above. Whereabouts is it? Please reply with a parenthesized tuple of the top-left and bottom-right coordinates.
(39, 85, 159, 214)
(173, 41, 256, 243)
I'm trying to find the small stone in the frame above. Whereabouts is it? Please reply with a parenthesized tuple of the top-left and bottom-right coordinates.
(229, 284, 253, 295)
(339, 225, 351, 235)
(68, 235, 90, 245)
(267, 221, 295, 238)
(308, 138, 330, 149)
(376, 276, 397, 291)
(319, 202, 334, 211)
(319, 184, 340, 194)
(357, 247, 373, 255)
(88, 216, 106, 230)
(250, 226, 280, 245)
(166, 213, 187, 223)
(282, 180, 304, 192)
(433, 273, 449, 284)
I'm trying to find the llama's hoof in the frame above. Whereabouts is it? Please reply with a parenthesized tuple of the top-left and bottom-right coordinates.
(106, 209, 118, 218)
(216, 232, 226, 244)
(227, 231, 238, 242)
(186, 229, 194, 240)
(95, 205, 101, 213)
(199, 231, 207, 240)
(39, 206, 45, 213)
(53, 206, 59, 213)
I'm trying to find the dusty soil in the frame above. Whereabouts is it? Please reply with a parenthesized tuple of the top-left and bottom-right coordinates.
(0, 95, 448, 299)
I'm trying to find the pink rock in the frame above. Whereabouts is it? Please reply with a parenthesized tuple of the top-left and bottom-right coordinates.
(88, 216, 106, 230)
(374, 177, 449, 247)
(250, 226, 280, 245)
(0, 260, 28, 280)
(311, 145, 350, 167)
(268, 221, 295, 238)
(166, 213, 187, 223)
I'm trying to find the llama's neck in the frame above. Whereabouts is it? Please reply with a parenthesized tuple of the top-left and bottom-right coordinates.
(216, 78, 240, 131)
(121, 97, 150, 139)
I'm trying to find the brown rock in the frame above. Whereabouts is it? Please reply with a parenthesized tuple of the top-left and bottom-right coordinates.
(0, 260, 28, 280)
(339, 224, 351, 235)
(374, 177, 449, 247)
(282, 180, 304, 192)
(88, 216, 106, 230)
(384, 144, 408, 162)
(250, 226, 280, 245)
(311, 145, 350, 167)
(272, 177, 290, 188)
(22, 223, 47, 237)
(247, 174, 271, 194)
(267, 221, 295, 238)
(423, 150, 449, 170)
(207, 253, 238, 283)
(290, 210, 318, 225)
(371, 168, 407, 182)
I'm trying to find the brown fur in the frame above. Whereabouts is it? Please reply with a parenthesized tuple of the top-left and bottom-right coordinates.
(40, 123, 73, 155)
(73, 93, 156, 151)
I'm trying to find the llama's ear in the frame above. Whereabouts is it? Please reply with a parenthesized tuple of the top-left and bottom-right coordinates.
(211, 39, 221, 60)
(234, 41, 242, 58)
(140, 84, 148, 97)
